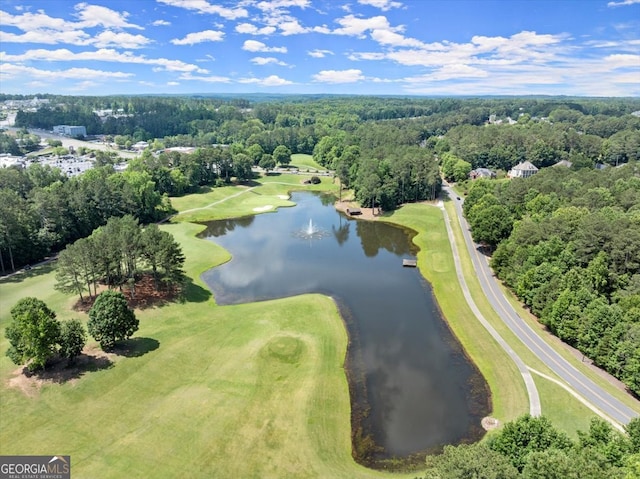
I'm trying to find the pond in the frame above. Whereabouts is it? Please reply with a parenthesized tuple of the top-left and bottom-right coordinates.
(200, 191, 489, 463)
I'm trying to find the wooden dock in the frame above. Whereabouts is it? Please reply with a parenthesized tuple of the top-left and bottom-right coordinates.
(402, 259, 417, 267)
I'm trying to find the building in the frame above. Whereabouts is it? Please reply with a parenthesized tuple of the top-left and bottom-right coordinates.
(53, 125, 87, 137)
(469, 168, 496, 180)
(508, 161, 538, 178)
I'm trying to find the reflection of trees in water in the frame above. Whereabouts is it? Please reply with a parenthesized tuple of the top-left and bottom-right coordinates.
(332, 214, 351, 246)
(356, 221, 418, 258)
(197, 216, 255, 237)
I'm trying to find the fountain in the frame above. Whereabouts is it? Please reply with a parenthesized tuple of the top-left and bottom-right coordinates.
(294, 218, 328, 240)
(306, 218, 315, 236)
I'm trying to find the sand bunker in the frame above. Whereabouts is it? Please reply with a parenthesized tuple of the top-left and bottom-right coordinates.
(278, 195, 289, 200)
(253, 205, 273, 212)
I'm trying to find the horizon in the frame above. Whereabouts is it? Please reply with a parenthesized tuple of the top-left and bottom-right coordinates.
(1, 0, 639, 97)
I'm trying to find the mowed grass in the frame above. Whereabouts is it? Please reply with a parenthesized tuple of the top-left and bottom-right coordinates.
(290, 153, 326, 171)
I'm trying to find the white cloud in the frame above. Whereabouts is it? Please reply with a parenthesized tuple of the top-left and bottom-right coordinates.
(0, 63, 133, 80)
(167, 81, 180, 85)
(0, 8, 77, 31)
(333, 14, 398, 37)
(171, 30, 224, 45)
(238, 74, 293, 85)
(347, 51, 386, 61)
(308, 49, 333, 58)
(242, 40, 287, 53)
(0, 29, 91, 45)
(357, 0, 403, 11)
(73, 3, 143, 30)
(278, 19, 308, 35)
(156, 0, 248, 19)
(313, 69, 364, 83)
(235, 23, 277, 35)
(92, 31, 152, 48)
(250, 56, 288, 65)
(152, 20, 171, 26)
(404, 64, 489, 82)
(1, 48, 208, 73)
(607, 0, 640, 6)
(370, 28, 425, 47)
(179, 72, 231, 82)
(255, 1, 311, 12)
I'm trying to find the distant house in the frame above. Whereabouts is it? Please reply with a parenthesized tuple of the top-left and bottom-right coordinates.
(53, 125, 86, 137)
(469, 168, 496, 180)
(132, 141, 149, 151)
(508, 161, 538, 178)
(553, 160, 573, 168)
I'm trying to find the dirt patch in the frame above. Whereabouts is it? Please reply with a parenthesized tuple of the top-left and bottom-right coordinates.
(481, 416, 500, 430)
(7, 345, 115, 398)
(334, 200, 381, 221)
(72, 274, 178, 312)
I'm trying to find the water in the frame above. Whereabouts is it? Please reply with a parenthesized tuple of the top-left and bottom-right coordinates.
(199, 192, 489, 460)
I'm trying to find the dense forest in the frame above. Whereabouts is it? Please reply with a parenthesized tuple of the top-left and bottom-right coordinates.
(463, 164, 640, 396)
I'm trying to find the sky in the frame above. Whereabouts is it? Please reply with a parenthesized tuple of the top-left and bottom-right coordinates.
(0, 0, 639, 97)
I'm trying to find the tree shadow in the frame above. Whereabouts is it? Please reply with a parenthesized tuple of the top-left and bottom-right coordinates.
(111, 337, 160, 358)
(180, 278, 212, 303)
(0, 262, 56, 284)
(23, 353, 113, 384)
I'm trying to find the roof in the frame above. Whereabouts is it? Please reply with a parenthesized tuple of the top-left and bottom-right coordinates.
(512, 161, 538, 171)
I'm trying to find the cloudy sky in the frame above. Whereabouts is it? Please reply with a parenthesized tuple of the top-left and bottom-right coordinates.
(1, 0, 639, 96)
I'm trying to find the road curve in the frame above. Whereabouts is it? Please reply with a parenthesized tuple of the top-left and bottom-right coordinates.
(443, 184, 639, 426)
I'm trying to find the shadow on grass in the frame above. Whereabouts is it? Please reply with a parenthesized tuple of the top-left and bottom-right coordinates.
(180, 278, 212, 303)
(112, 337, 160, 357)
(23, 353, 114, 384)
(0, 261, 57, 284)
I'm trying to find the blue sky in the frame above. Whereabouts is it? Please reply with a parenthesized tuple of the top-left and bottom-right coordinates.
(1, 0, 639, 96)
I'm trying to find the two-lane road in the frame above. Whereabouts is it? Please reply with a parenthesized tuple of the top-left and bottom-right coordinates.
(443, 184, 639, 426)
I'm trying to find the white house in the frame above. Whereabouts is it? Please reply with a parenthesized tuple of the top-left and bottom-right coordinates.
(508, 161, 538, 178)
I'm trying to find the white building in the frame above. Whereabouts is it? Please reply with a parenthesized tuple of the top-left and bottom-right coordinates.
(508, 161, 539, 178)
(53, 125, 87, 137)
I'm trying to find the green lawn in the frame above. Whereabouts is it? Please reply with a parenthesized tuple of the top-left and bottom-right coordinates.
(289, 153, 327, 171)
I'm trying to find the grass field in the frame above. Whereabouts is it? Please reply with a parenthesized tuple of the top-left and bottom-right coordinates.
(1, 177, 632, 478)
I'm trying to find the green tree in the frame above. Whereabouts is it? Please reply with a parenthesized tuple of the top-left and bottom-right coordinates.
(88, 290, 139, 350)
(488, 414, 573, 471)
(5, 297, 61, 371)
(424, 443, 519, 479)
(468, 203, 514, 249)
(59, 319, 87, 363)
(273, 145, 292, 167)
(259, 154, 276, 173)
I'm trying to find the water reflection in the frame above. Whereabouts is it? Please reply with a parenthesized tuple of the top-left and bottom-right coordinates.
(199, 191, 489, 461)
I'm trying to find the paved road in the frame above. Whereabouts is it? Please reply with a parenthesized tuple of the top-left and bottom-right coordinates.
(5, 127, 139, 159)
(443, 184, 639, 426)
(438, 200, 541, 416)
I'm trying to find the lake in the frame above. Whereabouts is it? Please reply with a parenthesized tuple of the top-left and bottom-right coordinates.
(200, 191, 489, 462)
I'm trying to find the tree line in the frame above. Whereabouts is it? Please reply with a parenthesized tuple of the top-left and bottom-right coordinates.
(422, 414, 640, 479)
(462, 163, 640, 395)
